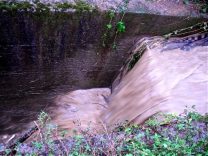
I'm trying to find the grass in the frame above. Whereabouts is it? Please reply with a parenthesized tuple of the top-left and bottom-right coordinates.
(2, 107, 207, 155)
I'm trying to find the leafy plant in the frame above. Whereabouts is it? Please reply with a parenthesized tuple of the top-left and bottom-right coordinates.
(117, 21, 126, 33)
(102, 0, 130, 49)
(102, 10, 116, 47)
(3, 108, 207, 155)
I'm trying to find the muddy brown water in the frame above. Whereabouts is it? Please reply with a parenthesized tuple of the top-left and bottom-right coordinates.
(0, 11, 207, 143)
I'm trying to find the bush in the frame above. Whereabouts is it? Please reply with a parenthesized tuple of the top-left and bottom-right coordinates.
(3, 108, 207, 155)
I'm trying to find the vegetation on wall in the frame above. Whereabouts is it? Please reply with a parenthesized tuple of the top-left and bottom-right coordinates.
(55, 0, 95, 13)
(0, 0, 95, 13)
(102, 0, 130, 49)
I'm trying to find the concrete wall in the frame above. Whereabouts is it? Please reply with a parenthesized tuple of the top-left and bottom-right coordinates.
(0, 10, 206, 135)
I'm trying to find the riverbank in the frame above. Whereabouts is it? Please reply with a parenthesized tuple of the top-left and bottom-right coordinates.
(1, 109, 207, 155)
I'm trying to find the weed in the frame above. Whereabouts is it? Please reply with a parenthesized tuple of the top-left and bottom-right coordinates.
(102, 10, 116, 47)
(102, 0, 130, 49)
(3, 108, 207, 155)
(32, 111, 69, 155)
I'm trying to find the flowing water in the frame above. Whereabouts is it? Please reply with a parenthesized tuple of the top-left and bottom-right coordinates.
(101, 34, 208, 129)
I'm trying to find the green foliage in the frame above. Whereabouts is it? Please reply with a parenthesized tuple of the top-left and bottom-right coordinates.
(0, 1, 33, 12)
(102, 0, 130, 49)
(118, 110, 208, 156)
(117, 21, 126, 33)
(38, 111, 51, 126)
(0, 0, 94, 13)
(4, 109, 208, 155)
(73, 0, 94, 13)
(35, 1, 50, 13)
(32, 141, 43, 150)
(55, 2, 73, 10)
(106, 24, 113, 29)
(102, 10, 116, 47)
(108, 10, 116, 18)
